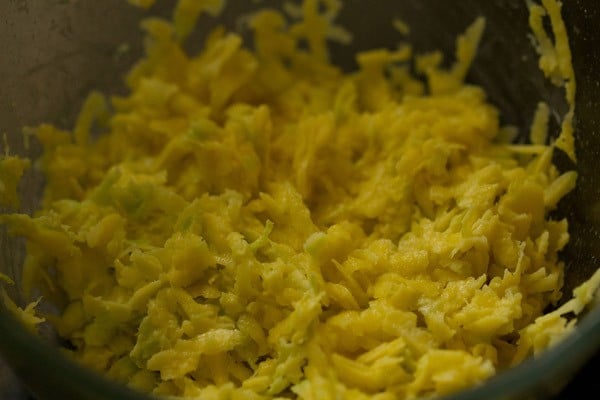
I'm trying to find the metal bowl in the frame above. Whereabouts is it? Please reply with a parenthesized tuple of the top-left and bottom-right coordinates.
(1, 1, 599, 399)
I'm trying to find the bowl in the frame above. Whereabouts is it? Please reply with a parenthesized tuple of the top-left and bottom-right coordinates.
(1, 1, 600, 399)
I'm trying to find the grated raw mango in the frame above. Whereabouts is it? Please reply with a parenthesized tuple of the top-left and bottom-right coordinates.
(0, 0, 595, 399)
(0, 155, 30, 208)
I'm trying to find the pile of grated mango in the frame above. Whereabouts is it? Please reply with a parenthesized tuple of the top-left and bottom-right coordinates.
(2, 0, 599, 399)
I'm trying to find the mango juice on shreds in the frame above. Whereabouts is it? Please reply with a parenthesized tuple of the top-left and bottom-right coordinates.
(0, 0, 597, 399)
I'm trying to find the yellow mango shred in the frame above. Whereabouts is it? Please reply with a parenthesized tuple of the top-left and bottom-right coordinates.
(0, 273, 14, 285)
(528, 0, 576, 160)
(0, 0, 593, 399)
(0, 155, 30, 208)
(0, 290, 45, 334)
(0, 271, 45, 333)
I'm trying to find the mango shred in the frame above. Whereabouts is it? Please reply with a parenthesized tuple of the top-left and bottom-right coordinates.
(0, 1, 593, 399)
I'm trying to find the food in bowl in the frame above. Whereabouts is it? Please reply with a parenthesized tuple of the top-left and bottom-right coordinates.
(1, 0, 598, 399)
